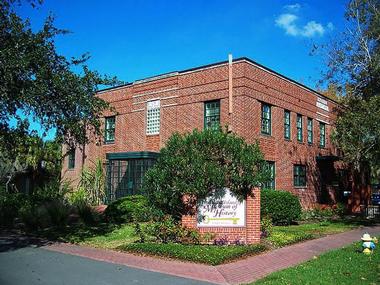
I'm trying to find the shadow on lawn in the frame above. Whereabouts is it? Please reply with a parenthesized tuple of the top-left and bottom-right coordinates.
(329, 215, 380, 227)
(0, 223, 118, 253)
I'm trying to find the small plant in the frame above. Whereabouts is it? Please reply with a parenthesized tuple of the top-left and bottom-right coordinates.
(201, 232, 216, 244)
(301, 203, 345, 222)
(261, 216, 273, 238)
(146, 215, 181, 243)
(179, 227, 200, 245)
(214, 235, 229, 246)
(79, 159, 105, 205)
(134, 222, 146, 243)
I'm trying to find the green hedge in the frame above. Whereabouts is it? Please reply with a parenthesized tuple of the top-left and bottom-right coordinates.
(261, 189, 302, 225)
(105, 195, 160, 223)
(119, 243, 267, 265)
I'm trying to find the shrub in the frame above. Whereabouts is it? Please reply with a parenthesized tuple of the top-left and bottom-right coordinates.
(178, 227, 200, 245)
(145, 215, 182, 243)
(261, 189, 302, 225)
(119, 243, 267, 265)
(267, 231, 314, 247)
(301, 203, 346, 222)
(19, 202, 51, 230)
(44, 200, 69, 227)
(20, 199, 70, 230)
(105, 195, 160, 223)
(0, 187, 26, 227)
(31, 180, 69, 204)
(142, 129, 269, 219)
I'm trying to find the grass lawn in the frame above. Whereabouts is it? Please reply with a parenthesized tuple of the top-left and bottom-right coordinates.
(119, 242, 267, 265)
(252, 237, 380, 285)
(267, 221, 357, 248)
(35, 223, 137, 249)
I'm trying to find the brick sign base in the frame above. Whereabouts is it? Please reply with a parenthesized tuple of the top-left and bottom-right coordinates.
(182, 188, 261, 244)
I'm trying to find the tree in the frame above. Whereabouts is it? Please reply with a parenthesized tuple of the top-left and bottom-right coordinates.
(142, 129, 269, 219)
(0, 121, 62, 191)
(315, 0, 380, 210)
(0, 0, 120, 149)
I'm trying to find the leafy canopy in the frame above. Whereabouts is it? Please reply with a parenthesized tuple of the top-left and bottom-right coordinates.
(0, 0, 120, 147)
(142, 129, 269, 219)
(316, 0, 380, 180)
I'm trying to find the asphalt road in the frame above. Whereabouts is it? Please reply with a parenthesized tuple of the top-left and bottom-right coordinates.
(0, 233, 215, 285)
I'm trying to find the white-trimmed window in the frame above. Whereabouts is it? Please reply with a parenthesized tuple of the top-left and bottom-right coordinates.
(146, 100, 160, 135)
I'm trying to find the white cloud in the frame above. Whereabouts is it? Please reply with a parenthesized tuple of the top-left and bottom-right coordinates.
(302, 21, 325, 37)
(275, 12, 329, 38)
(275, 13, 300, 36)
(284, 3, 301, 12)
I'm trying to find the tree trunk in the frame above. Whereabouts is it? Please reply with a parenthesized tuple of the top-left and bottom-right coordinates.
(348, 162, 371, 213)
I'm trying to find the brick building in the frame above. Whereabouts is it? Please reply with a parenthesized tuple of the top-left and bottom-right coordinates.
(62, 56, 343, 208)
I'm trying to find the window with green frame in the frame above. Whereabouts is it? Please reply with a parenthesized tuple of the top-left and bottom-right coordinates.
(68, 149, 75, 169)
(264, 161, 275, 189)
(104, 116, 116, 143)
(284, 110, 291, 140)
(319, 122, 326, 148)
(294, 164, 306, 187)
(204, 100, 220, 130)
(261, 103, 271, 135)
(296, 114, 303, 142)
(307, 118, 313, 144)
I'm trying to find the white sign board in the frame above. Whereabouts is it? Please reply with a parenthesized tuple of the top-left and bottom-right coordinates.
(316, 97, 329, 111)
(197, 188, 245, 227)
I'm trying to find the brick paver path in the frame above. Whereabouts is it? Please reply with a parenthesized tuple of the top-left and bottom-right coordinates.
(43, 225, 380, 285)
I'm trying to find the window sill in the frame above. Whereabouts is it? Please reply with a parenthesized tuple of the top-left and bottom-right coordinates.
(104, 141, 115, 145)
(146, 133, 160, 137)
(260, 133, 272, 138)
(294, 186, 307, 189)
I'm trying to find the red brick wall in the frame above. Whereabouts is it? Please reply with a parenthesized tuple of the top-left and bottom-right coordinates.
(61, 59, 340, 208)
(182, 188, 261, 244)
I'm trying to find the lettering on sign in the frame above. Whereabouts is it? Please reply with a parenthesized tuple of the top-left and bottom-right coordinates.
(197, 188, 245, 227)
(316, 97, 329, 112)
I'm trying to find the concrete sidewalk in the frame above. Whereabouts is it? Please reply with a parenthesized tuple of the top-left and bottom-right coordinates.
(42, 225, 380, 285)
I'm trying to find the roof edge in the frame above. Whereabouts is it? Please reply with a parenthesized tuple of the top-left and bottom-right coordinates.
(96, 57, 339, 104)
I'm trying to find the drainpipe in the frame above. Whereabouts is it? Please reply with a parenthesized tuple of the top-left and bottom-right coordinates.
(228, 54, 233, 132)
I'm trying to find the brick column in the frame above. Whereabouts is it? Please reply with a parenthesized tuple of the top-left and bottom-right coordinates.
(246, 187, 261, 244)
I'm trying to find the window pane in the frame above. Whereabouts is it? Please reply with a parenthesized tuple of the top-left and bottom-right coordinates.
(319, 122, 326, 147)
(294, 165, 306, 187)
(105, 116, 116, 142)
(284, 110, 290, 139)
(261, 103, 271, 135)
(264, 161, 275, 189)
(297, 115, 303, 142)
(204, 100, 220, 130)
(146, 100, 161, 135)
(68, 149, 75, 169)
(307, 118, 313, 144)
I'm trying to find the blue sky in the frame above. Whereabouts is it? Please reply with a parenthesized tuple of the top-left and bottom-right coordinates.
(16, 0, 348, 139)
